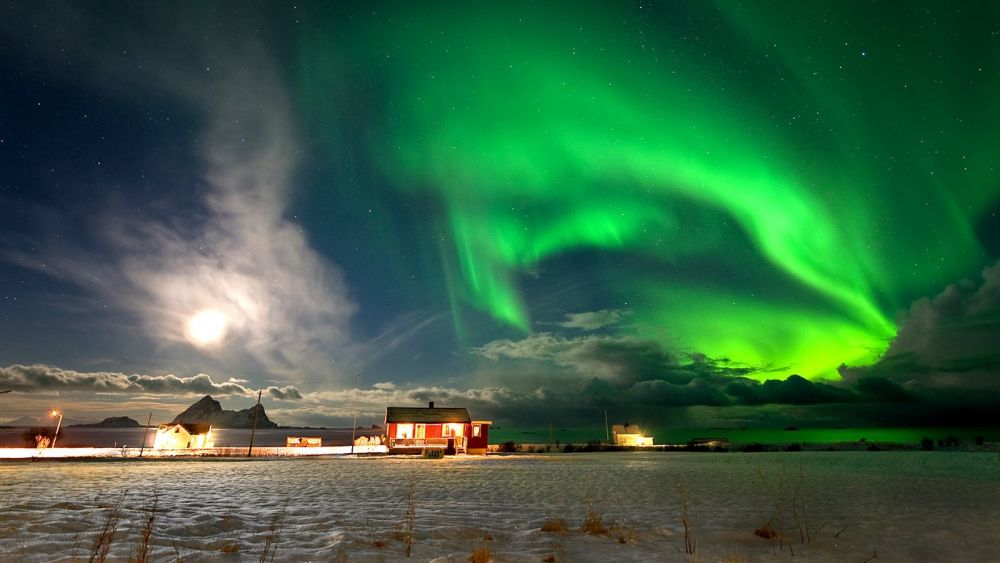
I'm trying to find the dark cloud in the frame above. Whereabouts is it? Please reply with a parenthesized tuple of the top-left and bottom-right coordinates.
(267, 386, 303, 400)
(472, 332, 863, 413)
(0, 364, 300, 399)
(473, 332, 752, 385)
(724, 375, 855, 405)
(841, 259, 1000, 403)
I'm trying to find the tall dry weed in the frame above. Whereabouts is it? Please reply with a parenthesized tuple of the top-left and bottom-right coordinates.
(677, 483, 696, 555)
(89, 491, 126, 563)
(129, 492, 159, 563)
(259, 500, 289, 563)
(404, 475, 416, 557)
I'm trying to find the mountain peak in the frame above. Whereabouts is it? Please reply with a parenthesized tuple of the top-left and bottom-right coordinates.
(170, 395, 276, 428)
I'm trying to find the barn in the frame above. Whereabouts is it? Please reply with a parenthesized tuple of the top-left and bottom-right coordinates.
(384, 402, 491, 455)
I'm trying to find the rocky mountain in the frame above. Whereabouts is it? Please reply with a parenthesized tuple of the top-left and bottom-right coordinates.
(170, 395, 278, 429)
(72, 416, 141, 428)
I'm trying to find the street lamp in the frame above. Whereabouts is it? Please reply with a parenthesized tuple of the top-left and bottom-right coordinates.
(50, 410, 63, 448)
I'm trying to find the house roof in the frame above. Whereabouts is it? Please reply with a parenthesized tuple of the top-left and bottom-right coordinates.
(612, 423, 645, 435)
(160, 422, 212, 434)
(385, 406, 471, 424)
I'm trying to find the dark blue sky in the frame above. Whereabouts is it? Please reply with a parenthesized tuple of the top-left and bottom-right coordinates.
(2, 1, 999, 429)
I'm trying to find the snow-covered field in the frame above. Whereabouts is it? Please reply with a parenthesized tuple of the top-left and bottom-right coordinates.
(1, 452, 998, 562)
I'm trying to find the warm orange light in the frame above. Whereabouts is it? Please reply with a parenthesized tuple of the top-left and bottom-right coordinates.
(51, 410, 60, 417)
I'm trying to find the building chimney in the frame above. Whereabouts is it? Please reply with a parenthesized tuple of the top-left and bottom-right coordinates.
(429, 401, 435, 409)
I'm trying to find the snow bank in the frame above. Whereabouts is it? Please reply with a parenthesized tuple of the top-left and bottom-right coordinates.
(1, 452, 998, 561)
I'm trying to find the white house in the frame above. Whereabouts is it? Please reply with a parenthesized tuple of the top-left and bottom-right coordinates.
(611, 423, 653, 446)
(153, 423, 214, 449)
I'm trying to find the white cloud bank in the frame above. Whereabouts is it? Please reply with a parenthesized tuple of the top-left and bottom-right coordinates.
(0, 364, 301, 400)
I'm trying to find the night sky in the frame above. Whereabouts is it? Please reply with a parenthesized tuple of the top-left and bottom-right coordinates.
(2, 1, 999, 430)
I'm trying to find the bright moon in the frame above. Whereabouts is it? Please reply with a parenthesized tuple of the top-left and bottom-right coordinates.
(186, 309, 228, 346)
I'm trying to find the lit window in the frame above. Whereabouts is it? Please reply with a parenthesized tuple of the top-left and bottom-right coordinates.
(473, 424, 481, 437)
(396, 423, 414, 439)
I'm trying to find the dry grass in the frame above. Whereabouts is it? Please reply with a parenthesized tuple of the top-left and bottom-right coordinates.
(580, 506, 607, 536)
(609, 513, 637, 544)
(469, 546, 493, 562)
(218, 541, 241, 554)
(258, 501, 288, 563)
(89, 491, 126, 563)
(540, 518, 568, 533)
(756, 464, 812, 556)
(129, 492, 159, 563)
(404, 475, 416, 557)
(677, 483, 696, 555)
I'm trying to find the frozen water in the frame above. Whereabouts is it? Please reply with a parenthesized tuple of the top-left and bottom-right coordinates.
(1, 451, 999, 561)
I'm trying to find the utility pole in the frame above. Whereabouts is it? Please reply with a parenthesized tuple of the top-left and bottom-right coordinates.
(247, 390, 262, 458)
(138, 412, 152, 458)
(604, 409, 609, 443)
(350, 374, 359, 455)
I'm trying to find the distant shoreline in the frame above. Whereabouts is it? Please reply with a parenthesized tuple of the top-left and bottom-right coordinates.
(493, 440, 1000, 454)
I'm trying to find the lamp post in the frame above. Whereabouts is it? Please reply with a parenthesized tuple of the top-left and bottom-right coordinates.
(50, 410, 63, 448)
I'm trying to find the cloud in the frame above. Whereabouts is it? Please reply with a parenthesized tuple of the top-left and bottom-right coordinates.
(723, 375, 855, 405)
(840, 259, 1000, 401)
(472, 331, 868, 409)
(473, 332, 752, 384)
(0, 364, 301, 399)
(550, 309, 628, 331)
(0, 5, 357, 384)
(267, 386, 303, 400)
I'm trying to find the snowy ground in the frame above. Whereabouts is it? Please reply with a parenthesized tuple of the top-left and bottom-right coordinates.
(1, 452, 999, 562)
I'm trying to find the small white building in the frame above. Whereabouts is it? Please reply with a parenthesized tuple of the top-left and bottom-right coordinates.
(612, 423, 653, 446)
(153, 423, 214, 449)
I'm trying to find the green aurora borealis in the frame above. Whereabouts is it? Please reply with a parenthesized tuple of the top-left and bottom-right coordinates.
(298, 1, 999, 381)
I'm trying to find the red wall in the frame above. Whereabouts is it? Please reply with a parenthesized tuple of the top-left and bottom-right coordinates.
(467, 423, 489, 450)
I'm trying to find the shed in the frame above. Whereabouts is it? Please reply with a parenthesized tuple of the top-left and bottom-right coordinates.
(286, 436, 323, 447)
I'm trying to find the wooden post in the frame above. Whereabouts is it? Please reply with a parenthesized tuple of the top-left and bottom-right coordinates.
(604, 409, 610, 444)
(138, 412, 152, 458)
(350, 374, 359, 455)
(247, 390, 262, 458)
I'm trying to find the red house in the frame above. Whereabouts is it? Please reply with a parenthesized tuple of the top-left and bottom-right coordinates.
(384, 402, 491, 455)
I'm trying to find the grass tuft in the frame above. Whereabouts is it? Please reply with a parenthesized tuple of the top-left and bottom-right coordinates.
(580, 506, 607, 536)
(219, 541, 241, 554)
(469, 546, 493, 563)
(540, 518, 567, 533)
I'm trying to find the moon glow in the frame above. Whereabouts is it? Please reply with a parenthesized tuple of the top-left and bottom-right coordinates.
(186, 309, 228, 347)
